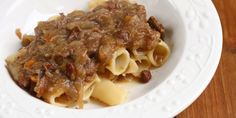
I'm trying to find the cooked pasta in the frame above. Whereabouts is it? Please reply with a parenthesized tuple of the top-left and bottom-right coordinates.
(88, 0, 108, 9)
(6, 0, 170, 108)
(48, 15, 61, 21)
(43, 88, 74, 107)
(6, 48, 27, 81)
(91, 79, 127, 105)
(147, 40, 170, 67)
(83, 74, 101, 101)
(136, 56, 151, 70)
(124, 58, 139, 74)
(132, 49, 148, 62)
(106, 48, 130, 75)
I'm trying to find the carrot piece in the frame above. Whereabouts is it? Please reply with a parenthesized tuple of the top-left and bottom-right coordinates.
(24, 59, 36, 69)
(30, 75, 38, 83)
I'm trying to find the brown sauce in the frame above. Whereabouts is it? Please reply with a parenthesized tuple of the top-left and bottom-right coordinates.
(6, 0, 164, 105)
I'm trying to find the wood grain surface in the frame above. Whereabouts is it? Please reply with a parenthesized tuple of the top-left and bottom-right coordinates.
(177, 0, 236, 118)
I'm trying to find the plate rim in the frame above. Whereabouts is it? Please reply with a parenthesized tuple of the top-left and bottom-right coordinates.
(0, 0, 222, 118)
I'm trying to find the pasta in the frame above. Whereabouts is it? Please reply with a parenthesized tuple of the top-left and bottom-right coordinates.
(48, 15, 60, 21)
(132, 57, 152, 77)
(43, 88, 74, 107)
(106, 48, 130, 75)
(6, 0, 170, 108)
(88, 0, 108, 9)
(124, 58, 139, 74)
(6, 48, 27, 81)
(91, 79, 127, 105)
(129, 49, 153, 77)
(43, 74, 101, 107)
(83, 74, 101, 101)
(136, 56, 151, 70)
(147, 40, 170, 67)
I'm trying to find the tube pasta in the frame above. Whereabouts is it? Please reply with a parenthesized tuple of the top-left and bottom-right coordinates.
(5, 0, 171, 109)
(43, 88, 74, 107)
(88, 0, 108, 10)
(48, 15, 61, 21)
(132, 57, 151, 77)
(83, 74, 101, 101)
(124, 58, 139, 74)
(6, 48, 27, 81)
(106, 48, 130, 75)
(92, 79, 127, 106)
(130, 48, 153, 76)
(132, 49, 147, 62)
(45, 74, 101, 107)
(89, 0, 135, 10)
(136, 56, 151, 70)
(147, 40, 170, 67)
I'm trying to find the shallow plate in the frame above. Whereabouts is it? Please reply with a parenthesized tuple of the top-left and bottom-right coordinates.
(0, 0, 222, 118)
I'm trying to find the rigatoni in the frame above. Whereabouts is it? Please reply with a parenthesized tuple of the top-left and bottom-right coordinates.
(5, 0, 170, 108)
(124, 59, 139, 74)
(43, 88, 74, 107)
(83, 74, 101, 101)
(92, 79, 127, 106)
(147, 40, 170, 67)
(106, 48, 130, 75)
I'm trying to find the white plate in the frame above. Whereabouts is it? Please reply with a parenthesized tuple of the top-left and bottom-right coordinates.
(0, 0, 222, 118)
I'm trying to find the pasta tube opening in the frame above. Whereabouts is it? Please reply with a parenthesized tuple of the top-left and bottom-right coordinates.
(106, 48, 130, 75)
(44, 89, 74, 107)
(55, 93, 72, 105)
(131, 57, 151, 77)
(132, 49, 147, 62)
(147, 40, 170, 67)
(136, 57, 151, 70)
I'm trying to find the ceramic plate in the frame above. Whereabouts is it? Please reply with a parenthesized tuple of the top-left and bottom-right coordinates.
(0, 0, 222, 117)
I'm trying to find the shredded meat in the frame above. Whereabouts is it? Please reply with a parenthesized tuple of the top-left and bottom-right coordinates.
(6, 0, 164, 106)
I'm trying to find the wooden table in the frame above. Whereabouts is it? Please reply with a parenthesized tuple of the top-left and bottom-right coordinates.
(177, 0, 236, 118)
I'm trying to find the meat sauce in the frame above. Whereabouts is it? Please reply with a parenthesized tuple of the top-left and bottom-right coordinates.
(7, 0, 164, 102)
